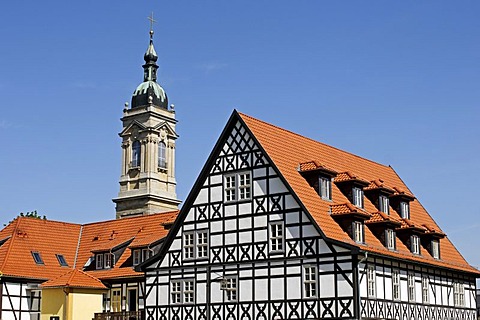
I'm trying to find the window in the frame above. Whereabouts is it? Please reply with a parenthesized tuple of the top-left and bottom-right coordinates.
(367, 265, 376, 297)
(223, 277, 237, 301)
(104, 253, 114, 269)
(132, 140, 141, 168)
(269, 222, 284, 252)
(386, 229, 396, 250)
(352, 187, 364, 208)
(431, 240, 440, 259)
(56, 254, 68, 267)
(238, 172, 251, 200)
(319, 176, 331, 200)
(183, 230, 208, 260)
(224, 172, 252, 202)
(392, 269, 400, 300)
(197, 232, 208, 258)
(133, 250, 141, 266)
(453, 282, 465, 307)
(400, 201, 410, 219)
(96, 253, 104, 269)
(422, 277, 429, 303)
(353, 221, 364, 243)
(304, 266, 317, 298)
(411, 235, 420, 255)
(379, 195, 390, 214)
(171, 281, 182, 304)
(184, 280, 194, 304)
(183, 233, 194, 259)
(158, 141, 166, 168)
(31, 251, 44, 265)
(142, 248, 153, 261)
(408, 273, 415, 301)
(171, 280, 194, 304)
(111, 288, 121, 312)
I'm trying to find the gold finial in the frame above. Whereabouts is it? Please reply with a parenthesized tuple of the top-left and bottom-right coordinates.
(148, 12, 157, 39)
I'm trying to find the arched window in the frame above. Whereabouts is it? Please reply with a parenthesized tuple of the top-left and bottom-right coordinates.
(132, 141, 141, 168)
(158, 141, 166, 169)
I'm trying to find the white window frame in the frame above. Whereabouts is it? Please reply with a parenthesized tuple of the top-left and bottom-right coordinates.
(269, 221, 284, 253)
(353, 221, 364, 243)
(386, 229, 396, 250)
(104, 253, 114, 269)
(183, 280, 195, 304)
(319, 176, 331, 200)
(392, 269, 400, 301)
(367, 265, 376, 297)
(223, 276, 238, 302)
(304, 266, 317, 298)
(183, 232, 195, 260)
(96, 253, 104, 269)
(431, 240, 440, 259)
(224, 171, 252, 203)
(422, 277, 429, 303)
(379, 195, 390, 214)
(132, 249, 141, 266)
(197, 231, 208, 258)
(400, 201, 410, 219)
(453, 282, 465, 307)
(352, 187, 364, 208)
(183, 230, 208, 260)
(411, 235, 420, 255)
(408, 273, 415, 301)
(171, 280, 182, 304)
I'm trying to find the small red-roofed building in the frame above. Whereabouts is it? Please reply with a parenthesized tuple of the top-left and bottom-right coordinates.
(0, 211, 178, 320)
(140, 110, 479, 320)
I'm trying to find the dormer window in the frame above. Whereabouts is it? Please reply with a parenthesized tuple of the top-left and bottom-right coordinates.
(133, 248, 154, 266)
(411, 235, 420, 255)
(386, 229, 396, 250)
(431, 240, 440, 259)
(379, 195, 390, 214)
(96, 254, 104, 269)
(353, 221, 364, 243)
(400, 201, 410, 219)
(104, 253, 114, 269)
(319, 176, 332, 200)
(352, 187, 364, 208)
(96, 253, 115, 269)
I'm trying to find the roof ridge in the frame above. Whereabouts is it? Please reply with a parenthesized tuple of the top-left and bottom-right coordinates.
(73, 225, 84, 269)
(238, 112, 393, 169)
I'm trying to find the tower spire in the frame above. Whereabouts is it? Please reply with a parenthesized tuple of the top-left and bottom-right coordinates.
(143, 12, 158, 82)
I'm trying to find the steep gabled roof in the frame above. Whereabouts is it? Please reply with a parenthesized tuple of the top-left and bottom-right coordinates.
(238, 111, 479, 275)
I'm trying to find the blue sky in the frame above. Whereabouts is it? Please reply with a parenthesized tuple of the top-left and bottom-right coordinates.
(0, 2, 479, 270)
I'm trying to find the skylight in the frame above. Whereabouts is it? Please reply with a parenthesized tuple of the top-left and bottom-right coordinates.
(56, 254, 68, 267)
(31, 251, 44, 264)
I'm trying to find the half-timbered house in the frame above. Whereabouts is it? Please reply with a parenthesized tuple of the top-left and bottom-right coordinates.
(140, 110, 479, 320)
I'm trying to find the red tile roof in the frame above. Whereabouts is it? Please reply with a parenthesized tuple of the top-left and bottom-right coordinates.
(0, 211, 179, 283)
(41, 268, 107, 289)
(239, 112, 479, 274)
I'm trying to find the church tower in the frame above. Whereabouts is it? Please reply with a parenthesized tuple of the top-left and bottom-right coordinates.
(113, 24, 181, 219)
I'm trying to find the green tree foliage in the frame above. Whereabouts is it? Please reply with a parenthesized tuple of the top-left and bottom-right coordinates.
(4, 210, 47, 226)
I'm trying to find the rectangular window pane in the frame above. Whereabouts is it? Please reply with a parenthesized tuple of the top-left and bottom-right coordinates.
(96, 254, 104, 269)
(184, 233, 194, 259)
(319, 177, 331, 200)
(353, 221, 363, 243)
(238, 173, 251, 200)
(392, 270, 400, 300)
(269, 222, 284, 252)
(379, 195, 390, 214)
(184, 280, 194, 304)
(197, 231, 208, 258)
(431, 240, 440, 259)
(408, 273, 415, 301)
(171, 281, 182, 304)
(225, 277, 237, 301)
(386, 229, 396, 250)
(304, 266, 317, 298)
(400, 201, 410, 219)
(367, 266, 376, 297)
(411, 235, 420, 255)
(422, 277, 429, 303)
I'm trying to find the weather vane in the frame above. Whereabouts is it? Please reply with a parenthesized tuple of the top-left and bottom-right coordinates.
(148, 12, 157, 38)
